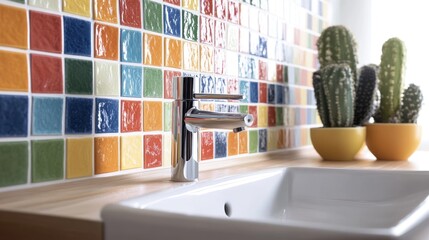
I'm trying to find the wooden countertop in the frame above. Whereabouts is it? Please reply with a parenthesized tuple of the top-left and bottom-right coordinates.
(1, 148, 429, 240)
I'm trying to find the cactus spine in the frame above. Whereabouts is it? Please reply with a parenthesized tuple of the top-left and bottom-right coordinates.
(318, 64, 354, 127)
(400, 84, 423, 123)
(354, 65, 377, 126)
(316, 25, 358, 88)
(376, 38, 405, 123)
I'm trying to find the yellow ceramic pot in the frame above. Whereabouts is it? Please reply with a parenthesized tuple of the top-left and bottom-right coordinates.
(310, 127, 366, 161)
(366, 123, 422, 161)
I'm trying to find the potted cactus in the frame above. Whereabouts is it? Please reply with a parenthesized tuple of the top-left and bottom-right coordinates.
(366, 38, 423, 161)
(310, 25, 376, 161)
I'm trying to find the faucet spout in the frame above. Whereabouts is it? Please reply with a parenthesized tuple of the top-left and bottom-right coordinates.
(184, 108, 253, 133)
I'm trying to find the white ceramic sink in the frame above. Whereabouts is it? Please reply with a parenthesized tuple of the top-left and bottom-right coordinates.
(102, 167, 429, 240)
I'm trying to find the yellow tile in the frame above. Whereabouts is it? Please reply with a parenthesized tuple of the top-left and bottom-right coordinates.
(268, 129, 278, 151)
(164, 37, 182, 69)
(143, 101, 163, 131)
(66, 138, 93, 179)
(144, 33, 163, 66)
(182, 0, 198, 11)
(94, 0, 118, 23)
(183, 41, 199, 71)
(162, 134, 171, 167)
(258, 105, 268, 127)
(0, 5, 28, 49)
(63, 0, 91, 17)
(120, 135, 143, 170)
(200, 45, 213, 73)
(0, 50, 28, 92)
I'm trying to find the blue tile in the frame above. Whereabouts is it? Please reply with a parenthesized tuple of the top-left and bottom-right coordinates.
(63, 16, 91, 57)
(238, 55, 248, 78)
(0, 95, 28, 137)
(248, 57, 258, 79)
(214, 132, 227, 158)
(284, 86, 290, 105)
(65, 97, 93, 134)
(32, 97, 63, 135)
(258, 36, 267, 58)
(276, 85, 284, 104)
(200, 75, 215, 94)
(215, 77, 226, 94)
(120, 29, 142, 63)
(268, 84, 276, 104)
(95, 98, 119, 133)
(259, 129, 267, 152)
(239, 80, 250, 103)
(121, 65, 142, 98)
(249, 81, 258, 103)
(164, 5, 181, 37)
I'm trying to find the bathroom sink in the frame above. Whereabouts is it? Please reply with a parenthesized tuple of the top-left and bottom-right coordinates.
(102, 167, 429, 240)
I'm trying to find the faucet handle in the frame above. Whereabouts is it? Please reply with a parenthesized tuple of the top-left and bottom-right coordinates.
(193, 93, 243, 100)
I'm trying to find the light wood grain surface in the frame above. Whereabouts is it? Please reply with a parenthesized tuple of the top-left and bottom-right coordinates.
(1, 148, 429, 239)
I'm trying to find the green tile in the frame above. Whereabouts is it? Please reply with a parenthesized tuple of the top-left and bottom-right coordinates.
(0, 142, 28, 187)
(65, 58, 93, 95)
(249, 130, 258, 153)
(239, 105, 248, 114)
(31, 139, 64, 183)
(144, 67, 163, 98)
(276, 107, 284, 126)
(182, 10, 198, 41)
(144, 0, 162, 33)
(164, 102, 172, 131)
(8, 0, 25, 3)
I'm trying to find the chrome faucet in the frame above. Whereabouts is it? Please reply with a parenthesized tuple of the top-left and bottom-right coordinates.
(171, 77, 254, 182)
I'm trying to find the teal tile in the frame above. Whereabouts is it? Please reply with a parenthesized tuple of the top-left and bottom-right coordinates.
(32, 97, 63, 135)
(144, 0, 162, 33)
(164, 102, 172, 131)
(65, 58, 93, 95)
(31, 139, 64, 183)
(249, 130, 258, 153)
(182, 10, 198, 41)
(0, 142, 28, 187)
(143, 67, 163, 98)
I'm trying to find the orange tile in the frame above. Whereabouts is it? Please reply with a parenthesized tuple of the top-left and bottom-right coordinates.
(183, 41, 199, 71)
(0, 50, 28, 92)
(94, 23, 119, 60)
(143, 33, 162, 66)
(66, 138, 93, 179)
(94, 137, 119, 174)
(0, 5, 27, 49)
(94, 0, 118, 23)
(143, 101, 162, 131)
(164, 37, 182, 69)
(238, 131, 248, 154)
(227, 132, 238, 156)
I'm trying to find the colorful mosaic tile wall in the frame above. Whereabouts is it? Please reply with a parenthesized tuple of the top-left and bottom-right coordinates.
(0, 0, 329, 189)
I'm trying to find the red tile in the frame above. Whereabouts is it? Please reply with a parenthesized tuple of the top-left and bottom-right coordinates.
(259, 82, 267, 103)
(228, 0, 239, 23)
(120, 0, 142, 28)
(121, 100, 142, 132)
(227, 78, 238, 94)
(164, 70, 181, 99)
(214, 20, 226, 48)
(259, 60, 267, 80)
(200, 16, 214, 45)
(268, 106, 276, 127)
(294, 28, 300, 45)
(276, 64, 284, 83)
(31, 54, 63, 93)
(214, 0, 227, 20)
(201, 131, 213, 160)
(30, 11, 62, 53)
(248, 106, 257, 128)
(214, 48, 225, 74)
(201, 0, 213, 15)
(144, 134, 162, 168)
(164, 0, 180, 6)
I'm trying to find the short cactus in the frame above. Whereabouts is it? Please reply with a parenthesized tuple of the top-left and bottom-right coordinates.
(354, 65, 377, 126)
(400, 84, 423, 123)
(376, 37, 406, 123)
(316, 25, 358, 88)
(315, 64, 354, 127)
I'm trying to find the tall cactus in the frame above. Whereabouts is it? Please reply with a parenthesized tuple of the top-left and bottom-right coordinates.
(354, 65, 377, 126)
(316, 25, 358, 88)
(319, 64, 355, 127)
(376, 37, 406, 123)
(313, 71, 329, 127)
(400, 84, 423, 123)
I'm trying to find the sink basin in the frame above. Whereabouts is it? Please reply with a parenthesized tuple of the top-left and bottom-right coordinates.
(102, 167, 429, 240)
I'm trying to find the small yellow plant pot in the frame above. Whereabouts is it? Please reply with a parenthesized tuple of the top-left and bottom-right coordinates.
(310, 127, 366, 161)
(366, 123, 422, 161)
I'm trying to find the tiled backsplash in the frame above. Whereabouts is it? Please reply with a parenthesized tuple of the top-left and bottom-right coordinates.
(0, 0, 328, 189)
